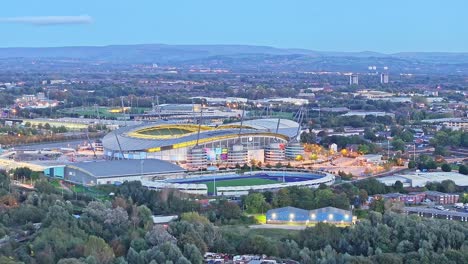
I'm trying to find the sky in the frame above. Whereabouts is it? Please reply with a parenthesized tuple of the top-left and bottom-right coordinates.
(0, 0, 467, 53)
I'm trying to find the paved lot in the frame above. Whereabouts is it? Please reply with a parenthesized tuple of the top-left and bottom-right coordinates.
(249, 224, 307, 230)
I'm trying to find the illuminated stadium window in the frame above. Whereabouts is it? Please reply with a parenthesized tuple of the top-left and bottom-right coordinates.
(289, 213, 295, 221)
(310, 213, 316, 220)
(328, 214, 334, 220)
(271, 213, 277, 220)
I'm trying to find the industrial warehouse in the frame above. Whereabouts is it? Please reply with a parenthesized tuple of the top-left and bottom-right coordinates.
(102, 118, 304, 168)
(44, 159, 186, 185)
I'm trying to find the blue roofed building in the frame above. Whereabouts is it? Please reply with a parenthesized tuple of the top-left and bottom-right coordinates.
(266, 206, 354, 225)
(44, 159, 186, 186)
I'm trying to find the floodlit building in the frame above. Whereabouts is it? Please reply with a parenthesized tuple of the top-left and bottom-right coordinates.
(266, 206, 354, 225)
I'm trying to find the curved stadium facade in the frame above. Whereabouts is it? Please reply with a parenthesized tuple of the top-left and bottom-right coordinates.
(102, 118, 300, 166)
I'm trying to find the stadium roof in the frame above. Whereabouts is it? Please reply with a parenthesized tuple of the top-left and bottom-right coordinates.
(68, 159, 185, 178)
(102, 118, 299, 152)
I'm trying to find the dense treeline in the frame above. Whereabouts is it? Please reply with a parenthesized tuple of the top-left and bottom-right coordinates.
(1, 172, 468, 263)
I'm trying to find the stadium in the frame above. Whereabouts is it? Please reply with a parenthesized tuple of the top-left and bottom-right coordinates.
(102, 118, 303, 168)
(141, 170, 335, 197)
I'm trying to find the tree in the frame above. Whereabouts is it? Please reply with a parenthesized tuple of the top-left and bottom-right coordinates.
(358, 144, 370, 154)
(57, 259, 86, 264)
(391, 138, 405, 152)
(440, 180, 457, 193)
(180, 212, 210, 224)
(400, 130, 414, 143)
(244, 193, 268, 214)
(426, 160, 438, 170)
(393, 181, 404, 193)
(126, 247, 145, 264)
(84, 235, 115, 264)
(408, 160, 416, 169)
(459, 165, 468, 175)
(273, 188, 293, 208)
(217, 200, 242, 220)
(183, 244, 203, 264)
(441, 163, 452, 172)
(434, 146, 448, 156)
(145, 225, 177, 246)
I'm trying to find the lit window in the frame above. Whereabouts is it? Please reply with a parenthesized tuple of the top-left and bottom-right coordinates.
(310, 213, 316, 219)
(328, 214, 334, 220)
(271, 213, 276, 219)
(289, 213, 295, 220)
(344, 214, 349, 219)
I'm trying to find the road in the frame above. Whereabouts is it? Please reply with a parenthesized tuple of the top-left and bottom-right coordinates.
(249, 224, 307, 230)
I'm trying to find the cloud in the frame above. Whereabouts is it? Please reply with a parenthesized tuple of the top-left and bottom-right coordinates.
(0, 15, 93, 25)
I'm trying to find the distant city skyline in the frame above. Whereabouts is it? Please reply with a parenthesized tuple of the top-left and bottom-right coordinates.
(0, 0, 467, 53)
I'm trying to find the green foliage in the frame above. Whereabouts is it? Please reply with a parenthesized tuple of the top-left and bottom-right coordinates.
(430, 130, 468, 148)
(2, 159, 468, 263)
(180, 212, 210, 224)
(426, 180, 458, 193)
(459, 165, 468, 175)
(83, 235, 115, 264)
(391, 138, 405, 152)
(183, 244, 203, 264)
(321, 135, 378, 153)
(441, 163, 452, 172)
(244, 193, 269, 214)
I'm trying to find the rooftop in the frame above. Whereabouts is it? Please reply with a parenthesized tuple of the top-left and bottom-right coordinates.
(102, 118, 299, 152)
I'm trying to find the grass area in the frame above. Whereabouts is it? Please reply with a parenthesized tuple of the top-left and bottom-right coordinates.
(139, 128, 192, 136)
(49, 179, 61, 188)
(252, 214, 267, 224)
(71, 185, 87, 193)
(201, 177, 281, 193)
(220, 225, 301, 241)
(23, 119, 88, 130)
(68, 184, 111, 200)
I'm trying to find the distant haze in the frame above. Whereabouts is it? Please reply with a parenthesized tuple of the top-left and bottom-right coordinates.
(1, 44, 467, 75)
(0, 1, 467, 52)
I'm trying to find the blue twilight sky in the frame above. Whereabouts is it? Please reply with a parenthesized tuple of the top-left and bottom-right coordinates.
(0, 0, 467, 53)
